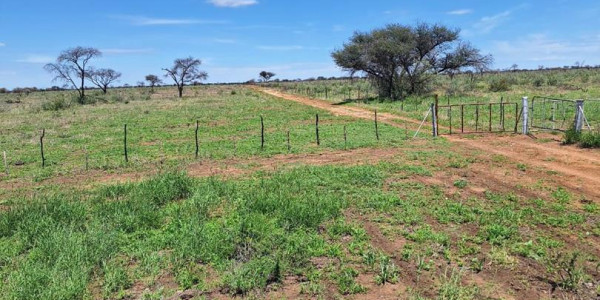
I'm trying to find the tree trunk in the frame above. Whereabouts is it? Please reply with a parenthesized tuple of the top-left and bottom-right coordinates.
(178, 86, 183, 98)
(81, 71, 85, 99)
(102, 85, 107, 94)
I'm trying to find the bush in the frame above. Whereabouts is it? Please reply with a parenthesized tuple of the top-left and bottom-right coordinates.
(41, 97, 71, 111)
(579, 131, 600, 148)
(488, 78, 511, 92)
(563, 127, 600, 148)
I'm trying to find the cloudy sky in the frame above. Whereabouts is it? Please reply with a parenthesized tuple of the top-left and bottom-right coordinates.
(1, 0, 599, 89)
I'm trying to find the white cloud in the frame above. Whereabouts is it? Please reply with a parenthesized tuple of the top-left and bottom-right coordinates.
(208, 0, 258, 7)
(113, 15, 227, 26)
(490, 34, 600, 68)
(474, 10, 511, 33)
(100, 48, 153, 54)
(0, 42, 5, 47)
(213, 39, 237, 44)
(447, 9, 473, 15)
(17, 55, 54, 64)
(332, 25, 345, 32)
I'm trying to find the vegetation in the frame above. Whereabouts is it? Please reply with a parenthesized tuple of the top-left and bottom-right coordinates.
(332, 23, 492, 99)
(163, 57, 208, 98)
(44, 47, 102, 101)
(259, 71, 276, 82)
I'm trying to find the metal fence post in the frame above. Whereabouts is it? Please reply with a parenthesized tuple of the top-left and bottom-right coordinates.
(574, 100, 584, 132)
(522, 97, 529, 135)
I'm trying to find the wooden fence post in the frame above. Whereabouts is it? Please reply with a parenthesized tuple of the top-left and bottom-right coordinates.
(84, 146, 89, 171)
(3, 151, 8, 175)
(40, 129, 46, 167)
(374, 110, 380, 140)
(315, 114, 320, 146)
(343, 125, 347, 149)
(287, 130, 291, 152)
(195, 120, 199, 159)
(260, 116, 265, 150)
(124, 124, 128, 163)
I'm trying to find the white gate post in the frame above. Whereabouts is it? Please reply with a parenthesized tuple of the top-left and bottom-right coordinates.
(574, 100, 584, 132)
(522, 97, 529, 135)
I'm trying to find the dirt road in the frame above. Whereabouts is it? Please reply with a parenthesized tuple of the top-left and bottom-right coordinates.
(257, 87, 600, 200)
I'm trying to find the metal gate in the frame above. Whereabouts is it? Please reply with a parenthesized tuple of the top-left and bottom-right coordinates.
(530, 97, 577, 131)
(437, 102, 521, 135)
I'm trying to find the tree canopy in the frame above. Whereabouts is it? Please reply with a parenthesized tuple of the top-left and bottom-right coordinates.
(332, 23, 492, 100)
(44, 46, 102, 102)
(87, 68, 121, 94)
(163, 57, 208, 98)
(259, 71, 276, 82)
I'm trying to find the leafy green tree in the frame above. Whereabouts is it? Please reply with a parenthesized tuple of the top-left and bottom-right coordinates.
(332, 23, 492, 99)
(259, 71, 276, 82)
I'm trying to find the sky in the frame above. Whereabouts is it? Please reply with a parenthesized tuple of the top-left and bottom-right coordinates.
(1, 0, 600, 89)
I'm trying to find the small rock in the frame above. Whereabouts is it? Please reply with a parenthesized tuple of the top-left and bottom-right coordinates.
(14, 161, 24, 166)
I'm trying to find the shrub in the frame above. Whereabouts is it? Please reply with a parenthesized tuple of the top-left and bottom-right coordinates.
(488, 78, 511, 92)
(41, 97, 71, 111)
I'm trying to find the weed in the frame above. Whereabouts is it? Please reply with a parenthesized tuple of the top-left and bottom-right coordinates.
(335, 267, 366, 294)
(453, 179, 468, 189)
(375, 255, 399, 285)
(438, 268, 478, 300)
(545, 251, 585, 291)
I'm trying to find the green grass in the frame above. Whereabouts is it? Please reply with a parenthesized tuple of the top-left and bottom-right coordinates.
(0, 85, 418, 183)
(265, 68, 600, 135)
(1, 157, 598, 298)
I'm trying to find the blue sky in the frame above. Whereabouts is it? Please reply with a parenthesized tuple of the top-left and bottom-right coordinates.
(1, 0, 599, 89)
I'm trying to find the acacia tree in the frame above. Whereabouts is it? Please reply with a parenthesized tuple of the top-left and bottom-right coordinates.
(163, 57, 208, 98)
(87, 68, 121, 94)
(332, 23, 492, 99)
(44, 47, 101, 102)
(259, 71, 275, 82)
(145, 74, 162, 92)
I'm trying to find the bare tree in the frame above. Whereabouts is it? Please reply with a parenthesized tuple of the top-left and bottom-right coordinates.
(87, 68, 121, 94)
(163, 57, 208, 98)
(259, 71, 276, 82)
(44, 47, 101, 102)
(145, 74, 162, 92)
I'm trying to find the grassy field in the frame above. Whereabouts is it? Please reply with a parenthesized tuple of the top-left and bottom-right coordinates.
(265, 68, 600, 136)
(0, 82, 599, 299)
(0, 85, 413, 188)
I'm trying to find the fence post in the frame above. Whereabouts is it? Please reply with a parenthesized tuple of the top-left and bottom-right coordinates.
(40, 129, 46, 167)
(287, 130, 291, 152)
(315, 114, 320, 146)
(124, 124, 128, 163)
(374, 110, 379, 141)
(195, 120, 199, 159)
(431, 103, 438, 137)
(574, 100, 584, 133)
(343, 125, 347, 149)
(522, 97, 529, 135)
(434, 94, 439, 135)
(260, 116, 265, 150)
(3, 151, 8, 175)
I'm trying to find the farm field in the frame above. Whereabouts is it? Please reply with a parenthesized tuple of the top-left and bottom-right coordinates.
(265, 69, 600, 135)
(0, 83, 599, 299)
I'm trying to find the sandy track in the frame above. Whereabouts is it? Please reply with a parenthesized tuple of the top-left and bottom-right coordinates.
(257, 87, 600, 200)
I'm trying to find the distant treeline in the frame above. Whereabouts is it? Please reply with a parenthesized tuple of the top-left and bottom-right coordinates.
(4, 64, 600, 94)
